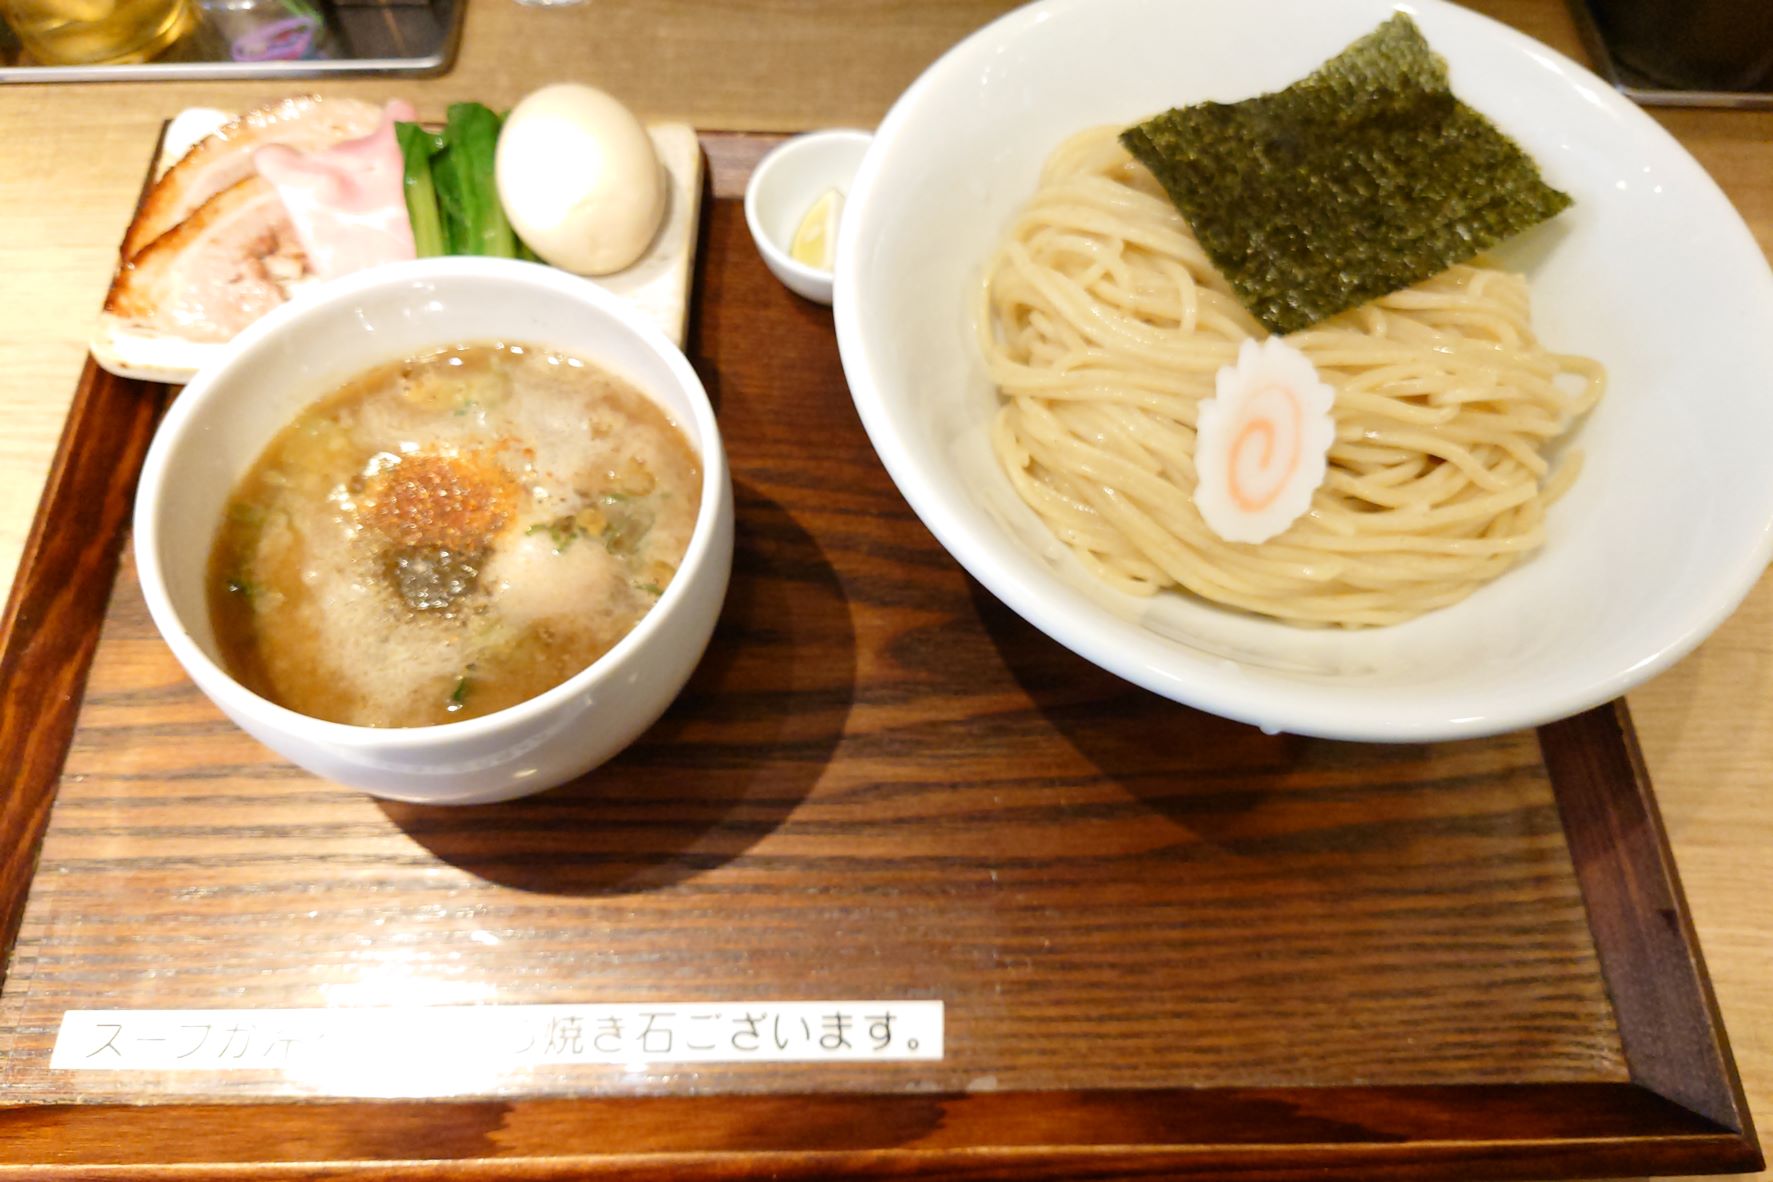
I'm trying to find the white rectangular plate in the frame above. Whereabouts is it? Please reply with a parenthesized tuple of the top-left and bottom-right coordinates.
(92, 105, 704, 384)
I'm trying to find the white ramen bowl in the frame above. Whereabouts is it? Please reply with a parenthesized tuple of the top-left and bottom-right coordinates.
(134, 257, 734, 804)
(835, 0, 1773, 741)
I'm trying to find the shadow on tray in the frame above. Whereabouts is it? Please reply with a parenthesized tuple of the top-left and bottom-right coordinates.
(382, 480, 856, 895)
(966, 578, 1339, 834)
(966, 580, 1560, 878)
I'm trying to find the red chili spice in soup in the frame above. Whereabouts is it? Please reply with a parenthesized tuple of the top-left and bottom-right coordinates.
(208, 342, 702, 727)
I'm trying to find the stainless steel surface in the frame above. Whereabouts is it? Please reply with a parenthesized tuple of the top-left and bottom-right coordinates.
(0, 0, 460, 81)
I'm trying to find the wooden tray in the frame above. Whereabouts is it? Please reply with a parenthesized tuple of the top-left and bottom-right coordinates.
(0, 133, 1760, 1181)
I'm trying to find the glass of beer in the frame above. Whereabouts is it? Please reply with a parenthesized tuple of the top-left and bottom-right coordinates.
(2, 0, 194, 65)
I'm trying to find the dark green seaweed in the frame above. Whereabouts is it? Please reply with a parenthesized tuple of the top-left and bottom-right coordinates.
(1120, 13, 1572, 334)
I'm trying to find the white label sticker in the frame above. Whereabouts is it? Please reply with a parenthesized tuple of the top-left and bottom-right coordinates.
(51, 1002, 944, 1073)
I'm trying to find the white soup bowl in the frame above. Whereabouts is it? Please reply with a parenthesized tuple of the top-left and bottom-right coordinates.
(134, 257, 734, 804)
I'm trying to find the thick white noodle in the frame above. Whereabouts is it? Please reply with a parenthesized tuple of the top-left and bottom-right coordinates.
(979, 127, 1604, 627)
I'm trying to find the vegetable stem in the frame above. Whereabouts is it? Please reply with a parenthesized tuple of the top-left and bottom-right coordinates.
(395, 122, 448, 258)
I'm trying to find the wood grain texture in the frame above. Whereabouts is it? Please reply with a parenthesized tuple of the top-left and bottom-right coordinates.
(0, 1086, 1755, 1179)
(0, 359, 166, 993)
(0, 162, 1758, 1178)
(0, 2, 1769, 1179)
(1543, 703, 1757, 1137)
(0, 194, 1629, 1099)
(0, 122, 171, 996)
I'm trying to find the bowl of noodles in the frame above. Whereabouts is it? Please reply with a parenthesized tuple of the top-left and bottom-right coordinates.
(833, 0, 1773, 741)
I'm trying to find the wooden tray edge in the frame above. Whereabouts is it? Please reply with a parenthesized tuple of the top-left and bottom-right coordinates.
(0, 355, 166, 990)
(0, 130, 1760, 1179)
(0, 1083, 1759, 1178)
(1542, 703, 1762, 1144)
(0, 122, 170, 990)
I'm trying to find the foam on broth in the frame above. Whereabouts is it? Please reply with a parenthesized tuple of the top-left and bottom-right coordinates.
(208, 342, 702, 728)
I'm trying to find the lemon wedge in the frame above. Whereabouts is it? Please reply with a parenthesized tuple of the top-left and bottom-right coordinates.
(789, 188, 843, 270)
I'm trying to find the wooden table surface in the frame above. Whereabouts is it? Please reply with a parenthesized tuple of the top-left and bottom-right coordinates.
(0, 1, 1767, 1178)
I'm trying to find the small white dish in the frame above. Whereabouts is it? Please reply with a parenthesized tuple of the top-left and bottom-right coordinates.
(834, 0, 1773, 742)
(133, 257, 734, 805)
(744, 129, 872, 305)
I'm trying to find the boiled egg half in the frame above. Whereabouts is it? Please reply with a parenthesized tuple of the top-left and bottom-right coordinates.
(495, 83, 666, 276)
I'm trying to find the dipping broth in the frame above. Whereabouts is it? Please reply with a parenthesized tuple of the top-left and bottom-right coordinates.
(208, 343, 702, 727)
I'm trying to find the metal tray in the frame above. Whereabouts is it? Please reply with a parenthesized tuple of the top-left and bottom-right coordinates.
(0, 0, 461, 83)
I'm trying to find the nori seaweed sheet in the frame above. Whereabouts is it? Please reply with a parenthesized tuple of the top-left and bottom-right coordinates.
(1120, 13, 1572, 334)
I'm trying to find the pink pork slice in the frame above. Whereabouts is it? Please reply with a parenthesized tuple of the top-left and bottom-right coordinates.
(253, 99, 418, 279)
(121, 95, 385, 263)
(104, 175, 307, 344)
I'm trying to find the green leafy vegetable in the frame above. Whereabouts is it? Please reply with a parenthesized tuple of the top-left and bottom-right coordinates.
(395, 104, 522, 261)
(430, 141, 468, 257)
(395, 122, 447, 258)
(1119, 13, 1573, 334)
(526, 516, 582, 552)
(448, 674, 471, 712)
(439, 102, 518, 258)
